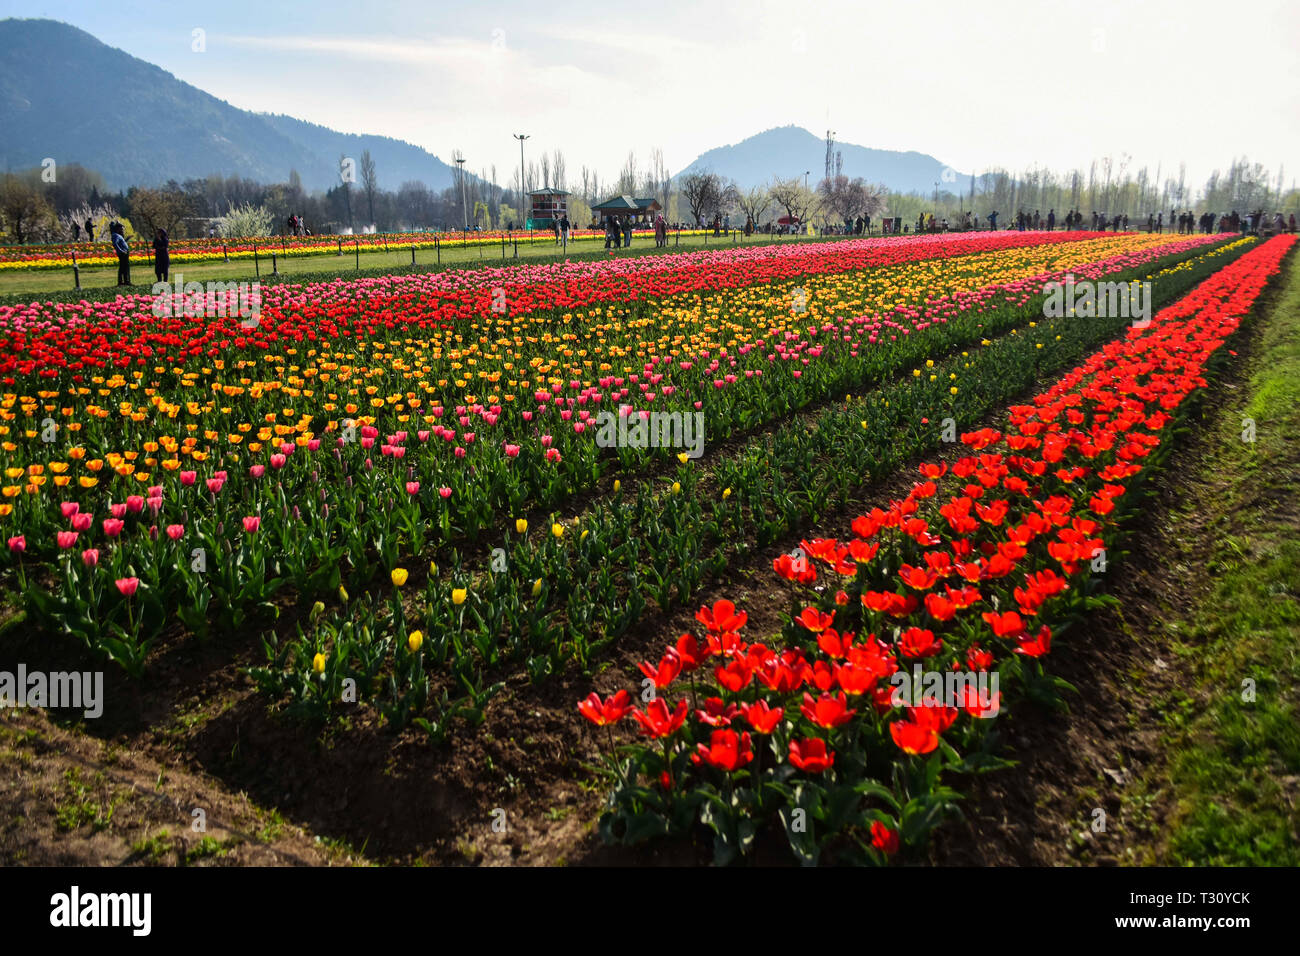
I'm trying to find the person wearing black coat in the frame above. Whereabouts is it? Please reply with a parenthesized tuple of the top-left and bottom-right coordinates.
(110, 223, 131, 286)
(152, 229, 170, 282)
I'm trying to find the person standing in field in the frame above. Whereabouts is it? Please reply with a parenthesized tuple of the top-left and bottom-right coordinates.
(85, 217, 95, 242)
(71, 221, 80, 242)
(152, 228, 170, 283)
(110, 222, 131, 286)
(560, 214, 570, 243)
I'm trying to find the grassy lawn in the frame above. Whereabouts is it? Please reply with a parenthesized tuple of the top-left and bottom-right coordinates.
(0, 230, 828, 297)
(1139, 250, 1300, 865)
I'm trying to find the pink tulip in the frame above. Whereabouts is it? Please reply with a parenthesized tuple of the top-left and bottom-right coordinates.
(439, 487, 452, 498)
(7, 535, 25, 553)
(180, 471, 197, 485)
(82, 549, 99, 568)
(270, 454, 286, 469)
(406, 482, 420, 495)
(250, 464, 265, 478)
(60, 502, 80, 518)
(102, 519, 124, 537)
(57, 531, 79, 549)
(126, 495, 145, 513)
(115, 577, 140, 598)
(242, 516, 261, 534)
(166, 524, 184, 540)
(71, 513, 92, 532)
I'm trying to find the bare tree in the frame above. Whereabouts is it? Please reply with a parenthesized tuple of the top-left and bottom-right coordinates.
(736, 185, 771, 226)
(540, 153, 551, 189)
(649, 147, 672, 212)
(680, 170, 722, 226)
(129, 185, 192, 237)
(0, 173, 56, 243)
(551, 149, 567, 191)
(360, 150, 378, 225)
(770, 177, 819, 225)
(616, 152, 638, 195)
(818, 176, 886, 223)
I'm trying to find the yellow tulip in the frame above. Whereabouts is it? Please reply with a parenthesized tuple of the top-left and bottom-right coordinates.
(391, 568, 409, 587)
(722, 487, 732, 499)
(312, 652, 327, 674)
(515, 518, 528, 534)
(338, 585, 349, 603)
(551, 522, 564, 538)
(532, 578, 543, 597)
(452, 588, 467, 605)
(408, 630, 424, 653)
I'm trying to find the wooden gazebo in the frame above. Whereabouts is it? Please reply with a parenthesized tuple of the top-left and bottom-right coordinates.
(527, 187, 569, 228)
(591, 194, 661, 225)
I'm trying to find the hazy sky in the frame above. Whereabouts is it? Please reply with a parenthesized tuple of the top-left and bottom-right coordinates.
(7, 0, 1299, 190)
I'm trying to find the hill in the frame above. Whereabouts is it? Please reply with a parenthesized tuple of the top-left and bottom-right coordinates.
(0, 18, 459, 192)
(675, 125, 972, 195)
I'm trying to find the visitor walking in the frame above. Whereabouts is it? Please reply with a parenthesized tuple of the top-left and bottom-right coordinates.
(152, 228, 170, 283)
(110, 222, 131, 286)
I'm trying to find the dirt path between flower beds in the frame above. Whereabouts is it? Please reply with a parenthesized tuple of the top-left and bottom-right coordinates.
(0, 707, 357, 867)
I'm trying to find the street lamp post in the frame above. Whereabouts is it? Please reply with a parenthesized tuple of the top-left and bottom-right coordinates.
(456, 157, 467, 231)
(513, 133, 530, 228)
(804, 170, 810, 190)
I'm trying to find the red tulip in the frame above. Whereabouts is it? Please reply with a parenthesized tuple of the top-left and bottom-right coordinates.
(741, 699, 785, 734)
(800, 691, 856, 729)
(631, 698, 689, 739)
(870, 820, 900, 855)
(692, 728, 753, 771)
(788, 737, 835, 773)
(577, 689, 633, 726)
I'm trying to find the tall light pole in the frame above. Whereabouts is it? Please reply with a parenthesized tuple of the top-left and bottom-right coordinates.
(804, 170, 810, 191)
(455, 156, 467, 231)
(513, 133, 530, 228)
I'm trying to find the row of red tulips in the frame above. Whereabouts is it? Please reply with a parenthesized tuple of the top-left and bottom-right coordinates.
(579, 234, 1296, 865)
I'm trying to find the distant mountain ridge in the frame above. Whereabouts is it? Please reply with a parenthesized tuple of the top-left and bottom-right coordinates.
(0, 20, 972, 199)
(676, 125, 973, 195)
(0, 18, 460, 192)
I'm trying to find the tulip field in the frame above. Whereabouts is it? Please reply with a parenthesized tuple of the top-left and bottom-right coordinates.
(0, 227, 1295, 865)
(0, 227, 712, 272)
